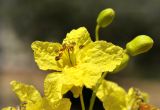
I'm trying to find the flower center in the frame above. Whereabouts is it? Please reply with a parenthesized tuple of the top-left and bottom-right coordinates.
(55, 42, 77, 67)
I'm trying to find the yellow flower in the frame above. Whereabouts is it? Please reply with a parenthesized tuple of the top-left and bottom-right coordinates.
(32, 27, 126, 97)
(2, 81, 71, 110)
(96, 80, 149, 110)
(2, 107, 16, 110)
(96, 80, 127, 110)
(126, 88, 149, 110)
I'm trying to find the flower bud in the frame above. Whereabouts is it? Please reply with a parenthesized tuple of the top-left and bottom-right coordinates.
(126, 35, 154, 56)
(113, 54, 130, 73)
(96, 8, 115, 28)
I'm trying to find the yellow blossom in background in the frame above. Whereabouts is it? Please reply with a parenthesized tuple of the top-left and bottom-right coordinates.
(32, 27, 126, 97)
(96, 80, 126, 110)
(96, 80, 149, 110)
(2, 107, 16, 110)
(2, 81, 71, 110)
(126, 88, 149, 110)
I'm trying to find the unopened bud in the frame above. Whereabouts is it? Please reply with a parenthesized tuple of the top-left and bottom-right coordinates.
(97, 8, 115, 28)
(126, 35, 154, 56)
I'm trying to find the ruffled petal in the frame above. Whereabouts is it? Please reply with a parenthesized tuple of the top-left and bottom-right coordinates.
(25, 98, 71, 110)
(25, 101, 42, 110)
(44, 73, 63, 103)
(70, 86, 82, 98)
(126, 88, 149, 110)
(44, 73, 72, 103)
(10, 81, 42, 103)
(63, 27, 92, 47)
(2, 107, 16, 110)
(77, 41, 126, 72)
(31, 41, 63, 71)
(63, 63, 102, 89)
(52, 98, 71, 110)
(96, 80, 126, 110)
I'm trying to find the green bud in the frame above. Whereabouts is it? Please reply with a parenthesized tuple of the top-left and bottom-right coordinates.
(113, 54, 130, 73)
(126, 35, 154, 56)
(97, 8, 115, 28)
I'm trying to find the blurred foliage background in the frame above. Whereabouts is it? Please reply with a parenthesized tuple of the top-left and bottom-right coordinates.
(0, 0, 160, 109)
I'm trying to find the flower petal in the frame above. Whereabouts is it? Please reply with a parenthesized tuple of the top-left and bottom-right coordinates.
(44, 73, 72, 103)
(25, 101, 42, 110)
(63, 63, 102, 89)
(126, 88, 149, 110)
(103, 92, 126, 110)
(70, 86, 82, 98)
(77, 41, 126, 72)
(44, 73, 63, 103)
(96, 80, 126, 110)
(51, 98, 71, 110)
(63, 27, 92, 47)
(31, 41, 62, 71)
(2, 107, 16, 110)
(10, 81, 42, 103)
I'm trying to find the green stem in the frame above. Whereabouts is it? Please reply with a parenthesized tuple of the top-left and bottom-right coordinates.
(89, 72, 108, 110)
(80, 91, 85, 110)
(95, 25, 100, 41)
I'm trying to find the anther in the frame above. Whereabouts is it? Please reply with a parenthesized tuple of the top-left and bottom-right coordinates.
(55, 56, 60, 61)
(79, 45, 84, 49)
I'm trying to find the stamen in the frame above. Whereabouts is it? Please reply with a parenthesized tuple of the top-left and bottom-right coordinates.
(61, 44, 66, 51)
(56, 43, 76, 67)
(79, 45, 84, 49)
(71, 42, 76, 46)
(68, 49, 73, 66)
(54, 49, 59, 53)
(55, 56, 60, 61)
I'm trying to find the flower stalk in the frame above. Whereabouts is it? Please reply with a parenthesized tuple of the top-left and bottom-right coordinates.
(89, 72, 108, 110)
(95, 25, 100, 41)
(80, 91, 86, 110)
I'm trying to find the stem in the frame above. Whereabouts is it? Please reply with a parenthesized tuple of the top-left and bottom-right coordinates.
(80, 91, 85, 110)
(95, 25, 100, 41)
(89, 72, 108, 110)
